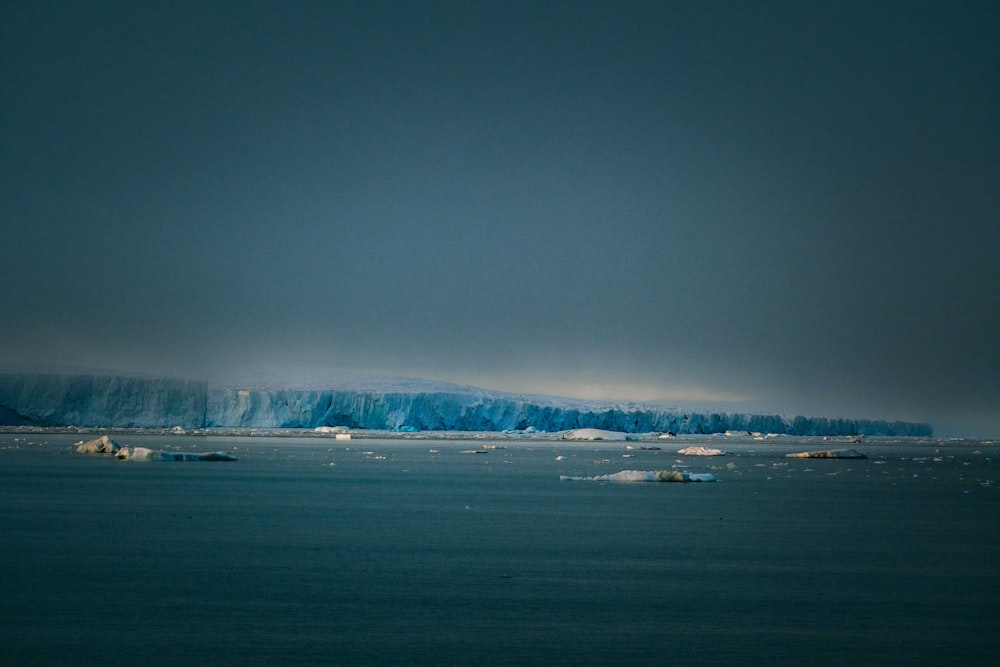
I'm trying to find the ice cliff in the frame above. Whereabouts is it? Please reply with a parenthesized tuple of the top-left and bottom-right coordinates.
(0, 373, 933, 436)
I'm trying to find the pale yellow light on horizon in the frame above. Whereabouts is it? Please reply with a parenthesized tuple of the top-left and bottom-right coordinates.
(442, 373, 757, 406)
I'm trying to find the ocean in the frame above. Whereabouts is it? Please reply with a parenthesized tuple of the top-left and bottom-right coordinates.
(1, 433, 997, 665)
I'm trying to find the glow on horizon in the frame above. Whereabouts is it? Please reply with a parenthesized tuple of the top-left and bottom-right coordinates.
(441, 373, 758, 406)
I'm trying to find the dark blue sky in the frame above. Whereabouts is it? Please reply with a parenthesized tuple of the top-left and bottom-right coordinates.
(3, 1, 998, 435)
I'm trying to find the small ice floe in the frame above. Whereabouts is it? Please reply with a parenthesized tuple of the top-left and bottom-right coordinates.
(555, 455, 566, 461)
(560, 470, 716, 483)
(677, 446, 727, 456)
(657, 432, 677, 439)
(785, 448, 867, 459)
(460, 449, 488, 454)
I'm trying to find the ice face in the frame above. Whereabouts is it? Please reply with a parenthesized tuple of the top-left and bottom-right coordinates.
(0, 373, 932, 436)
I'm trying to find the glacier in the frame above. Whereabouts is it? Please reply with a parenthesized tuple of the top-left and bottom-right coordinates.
(0, 373, 932, 436)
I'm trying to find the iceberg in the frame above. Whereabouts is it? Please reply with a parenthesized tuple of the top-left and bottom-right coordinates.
(75, 435, 121, 454)
(785, 448, 867, 459)
(677, 446, 727, 456)
(0, 373, 932, 436)
(74, 437, 236, 462)
(561, 470, 717, 482)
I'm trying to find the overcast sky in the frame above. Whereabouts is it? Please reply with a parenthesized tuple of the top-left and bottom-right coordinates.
(2, 1, 998, 435)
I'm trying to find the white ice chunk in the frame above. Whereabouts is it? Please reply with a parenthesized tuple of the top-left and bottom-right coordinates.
(677, 446, 727, 456)
(74, 435, 121, 454)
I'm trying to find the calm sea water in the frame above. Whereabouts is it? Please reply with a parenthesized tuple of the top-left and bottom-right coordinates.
(1, 433, 997, 665)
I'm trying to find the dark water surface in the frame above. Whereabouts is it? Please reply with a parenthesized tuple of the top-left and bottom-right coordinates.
(1, 434, 997, 665)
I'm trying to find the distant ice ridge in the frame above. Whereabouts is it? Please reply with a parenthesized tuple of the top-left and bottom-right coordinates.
(0, 373, 933, 436)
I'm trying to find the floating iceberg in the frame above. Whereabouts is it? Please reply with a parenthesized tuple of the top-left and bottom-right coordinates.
(560, 470, 716, 482)
(785, 448, 867, 459)
(75, 437, 236, 461)
(677, 446, 727, 456)
(561, 428, 628, 441)
(75, 435, 121, 454)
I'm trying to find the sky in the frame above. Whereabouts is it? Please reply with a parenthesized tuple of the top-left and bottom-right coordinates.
(2, 1, 998, 435)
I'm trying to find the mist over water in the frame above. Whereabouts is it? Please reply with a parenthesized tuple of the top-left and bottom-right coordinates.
(2, 433, 997, 665)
